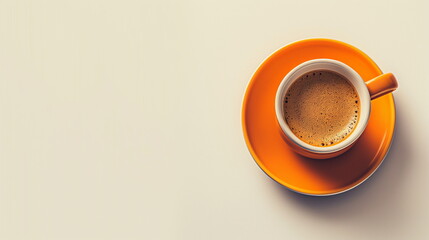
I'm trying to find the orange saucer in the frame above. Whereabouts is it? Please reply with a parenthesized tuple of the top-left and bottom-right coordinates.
(242, 39, 395, 196)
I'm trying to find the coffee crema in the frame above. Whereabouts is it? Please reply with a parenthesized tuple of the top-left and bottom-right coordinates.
(283, 70, 360, 147)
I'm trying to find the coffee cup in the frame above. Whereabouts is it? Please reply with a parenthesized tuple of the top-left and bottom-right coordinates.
(275, 59, 398, 159)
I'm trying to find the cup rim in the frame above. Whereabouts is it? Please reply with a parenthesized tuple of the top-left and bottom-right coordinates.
(275, 59, 371, 154)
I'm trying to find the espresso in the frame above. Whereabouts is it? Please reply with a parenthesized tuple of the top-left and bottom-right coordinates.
(283, 70, 360, 147)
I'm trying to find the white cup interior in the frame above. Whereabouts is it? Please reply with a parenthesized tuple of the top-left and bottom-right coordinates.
(275, 59, 371, 154)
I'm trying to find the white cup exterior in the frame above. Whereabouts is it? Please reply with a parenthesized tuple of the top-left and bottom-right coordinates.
(275, 59, 371, 154)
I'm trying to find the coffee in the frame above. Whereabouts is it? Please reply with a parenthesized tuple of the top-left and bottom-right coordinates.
(283, 70, 360, 147)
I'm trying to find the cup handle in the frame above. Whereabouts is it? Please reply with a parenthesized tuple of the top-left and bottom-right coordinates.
(365, 73, 398, 100)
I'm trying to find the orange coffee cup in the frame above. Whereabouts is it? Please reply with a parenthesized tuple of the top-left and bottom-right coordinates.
(275, 59, 398, 159)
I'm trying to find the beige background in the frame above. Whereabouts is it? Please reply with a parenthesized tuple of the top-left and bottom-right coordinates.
(0, 0, 428, 239)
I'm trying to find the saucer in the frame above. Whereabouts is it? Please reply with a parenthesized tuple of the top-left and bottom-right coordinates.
(242, 38, 395, 196)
